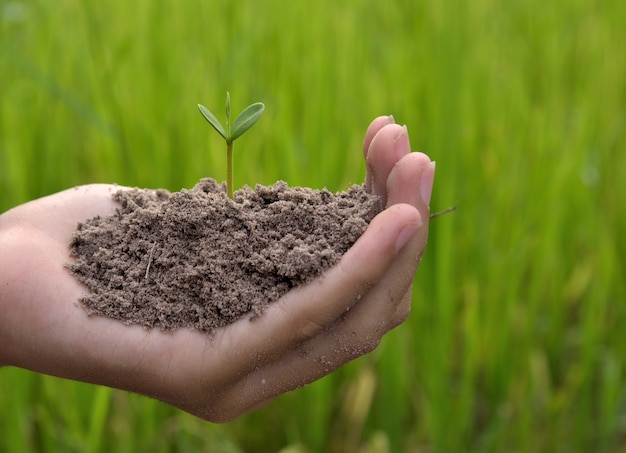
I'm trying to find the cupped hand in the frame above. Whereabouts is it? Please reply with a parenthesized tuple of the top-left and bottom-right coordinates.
(0, 116, 434, 422)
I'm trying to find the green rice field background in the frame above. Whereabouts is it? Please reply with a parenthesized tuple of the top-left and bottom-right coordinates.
(1, 0, 625, 451)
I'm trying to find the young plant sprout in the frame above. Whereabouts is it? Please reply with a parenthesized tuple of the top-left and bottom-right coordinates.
(199, 96, 454, 217)
(198, 92, 265, 199)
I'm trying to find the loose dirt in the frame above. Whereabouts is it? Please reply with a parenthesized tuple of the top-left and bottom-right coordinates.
(68, 178, 381, 333)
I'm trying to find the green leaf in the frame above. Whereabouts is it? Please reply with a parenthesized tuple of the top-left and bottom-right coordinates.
(198, 104, 227, 140)
(230, 102, 265, 142)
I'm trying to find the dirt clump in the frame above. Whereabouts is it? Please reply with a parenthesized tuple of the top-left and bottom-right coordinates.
(68, 178, 381, 333)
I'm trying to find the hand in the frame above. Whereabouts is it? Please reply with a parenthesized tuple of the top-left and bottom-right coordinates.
(0, 116, 434, 422)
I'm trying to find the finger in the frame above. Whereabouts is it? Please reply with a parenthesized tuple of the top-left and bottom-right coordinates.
(365, 124, 412, 206)
(363, 115, 395, 159)
(385, 154, 435, 319)
(205, 204, 423, 382)
(363, 116, 395, 193)
(386, 152, 434, 210)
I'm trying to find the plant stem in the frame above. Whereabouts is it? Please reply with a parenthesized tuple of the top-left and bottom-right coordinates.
(429, 204, 457, 219)
(226, 140, 234, 199)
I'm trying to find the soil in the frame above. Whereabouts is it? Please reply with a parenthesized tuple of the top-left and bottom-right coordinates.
(68, 178, 381, 333)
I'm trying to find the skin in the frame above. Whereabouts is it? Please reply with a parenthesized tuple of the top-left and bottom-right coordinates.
(0, 116, 434, 422)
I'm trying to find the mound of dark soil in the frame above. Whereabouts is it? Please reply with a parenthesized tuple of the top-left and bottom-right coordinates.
(68, 178, 381, 333)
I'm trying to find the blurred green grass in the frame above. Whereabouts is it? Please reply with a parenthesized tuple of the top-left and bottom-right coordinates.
(1, 0, 625, 451)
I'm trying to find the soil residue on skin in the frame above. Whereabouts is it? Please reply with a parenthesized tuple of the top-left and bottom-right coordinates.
(68, 178, 381, 333)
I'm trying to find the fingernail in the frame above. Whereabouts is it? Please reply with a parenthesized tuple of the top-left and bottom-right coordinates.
(395, 221, 420, 252)
(393, 125, 410, 160)
(386, 114, 395, 124)
(420, 161, 436, 206)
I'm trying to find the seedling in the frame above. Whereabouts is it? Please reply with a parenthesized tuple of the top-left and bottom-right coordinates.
(199, 95, 456, 217)
(198, 92, 265, 199)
